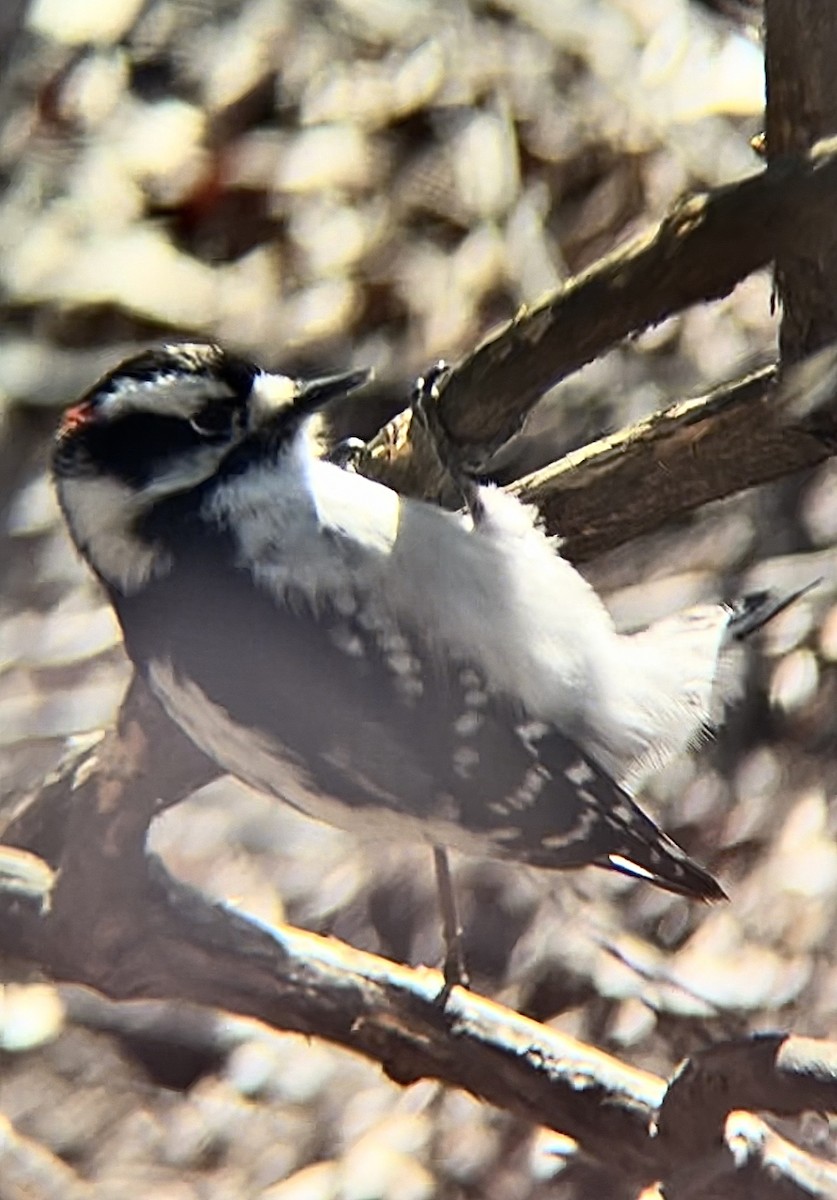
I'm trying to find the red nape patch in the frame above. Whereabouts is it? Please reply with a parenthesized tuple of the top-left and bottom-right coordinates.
(58, 401, 95, 437)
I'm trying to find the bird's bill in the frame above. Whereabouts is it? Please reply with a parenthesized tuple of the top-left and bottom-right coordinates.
(294, 368, 373, 411)
(250, 368, 373, 424)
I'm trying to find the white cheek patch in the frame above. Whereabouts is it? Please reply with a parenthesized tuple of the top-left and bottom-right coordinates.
(98, 373, 233, 421)
(56, 474, 163, 593)
(56, 442, 228, 594)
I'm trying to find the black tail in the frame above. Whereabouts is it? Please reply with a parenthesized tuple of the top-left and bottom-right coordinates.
(596, 827, 726, 901)
(493, 728, 727, 901)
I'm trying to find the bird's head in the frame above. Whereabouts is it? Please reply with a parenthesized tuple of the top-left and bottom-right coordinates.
(52, 342, 370, 594)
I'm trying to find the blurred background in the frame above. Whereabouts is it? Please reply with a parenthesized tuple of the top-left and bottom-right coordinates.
(1, 0, 836, 1196)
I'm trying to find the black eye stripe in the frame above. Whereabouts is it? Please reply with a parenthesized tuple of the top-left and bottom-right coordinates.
(52, 345, 264, 491)
(80, 412, 215, 488)
(189, 402, 241, 440)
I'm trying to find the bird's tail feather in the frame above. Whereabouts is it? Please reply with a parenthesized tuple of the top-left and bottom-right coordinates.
(510, 741, 726, 900)
(589, 789, 726, 901)
(598, 836, 725, 901)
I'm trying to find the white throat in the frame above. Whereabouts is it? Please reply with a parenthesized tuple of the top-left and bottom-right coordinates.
(56, 435, 238, 595)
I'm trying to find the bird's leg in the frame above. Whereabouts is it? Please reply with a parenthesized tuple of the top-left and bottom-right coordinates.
(328, 381, 473, 1001)
(414, 366, 481, 1001)
(432, 844, 470, 1004)
(412, 362, 486, 525)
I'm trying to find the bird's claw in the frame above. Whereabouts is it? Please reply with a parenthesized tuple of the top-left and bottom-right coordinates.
(325, 437, 367, 472)
(411, 362, 485, 524)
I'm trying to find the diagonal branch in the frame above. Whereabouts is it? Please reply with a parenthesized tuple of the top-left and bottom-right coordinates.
(360, 138, 837, 540)
(658, 1035, 837, 1161)
(362, 353, 837, 563)
(511, 361, 837, 562)
(437, 137, 837, 451)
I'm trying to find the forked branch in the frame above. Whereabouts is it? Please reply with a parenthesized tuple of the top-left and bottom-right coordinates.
(362, 139, 837, 555)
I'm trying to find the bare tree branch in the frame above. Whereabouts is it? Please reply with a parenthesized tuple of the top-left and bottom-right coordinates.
(658, 1035, 837, 1161)
(361, 136, 837, 504)
(661, 1113, 837, 1200)
(766, 3, 837, 363)
(2, 696, 837, 1200)
(511, 358, 837, 562)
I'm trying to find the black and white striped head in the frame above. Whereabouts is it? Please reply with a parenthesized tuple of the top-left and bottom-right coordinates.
(52, 342, 369, 593)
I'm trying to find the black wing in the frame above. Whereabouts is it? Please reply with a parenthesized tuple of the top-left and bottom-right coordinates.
(115, 521, 722, 902)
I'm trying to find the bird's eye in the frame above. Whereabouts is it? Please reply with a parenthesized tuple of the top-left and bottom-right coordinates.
(189, 405, 239, 441)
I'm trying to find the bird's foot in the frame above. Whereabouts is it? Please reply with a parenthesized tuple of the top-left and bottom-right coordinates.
(412, 363, 485, 525)
(325, 436, 367, 471)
